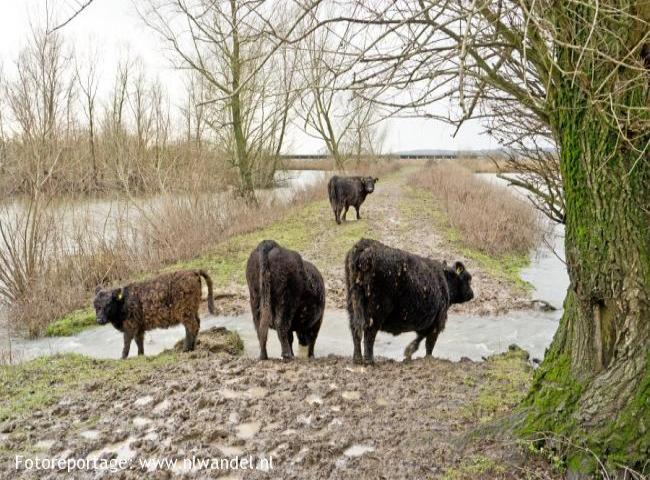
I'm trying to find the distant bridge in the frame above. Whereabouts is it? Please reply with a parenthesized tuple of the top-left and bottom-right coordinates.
(279, 152, 482, 161)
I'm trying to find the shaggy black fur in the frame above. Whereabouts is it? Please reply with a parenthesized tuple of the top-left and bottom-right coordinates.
(327, 176, 378, 224)
(345, 238, 474, 364)
(246, 240, 325, 361)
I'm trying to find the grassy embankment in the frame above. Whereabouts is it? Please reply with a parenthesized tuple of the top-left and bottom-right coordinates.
(45, 162, 539, 336)
(43, 167, 392, 337)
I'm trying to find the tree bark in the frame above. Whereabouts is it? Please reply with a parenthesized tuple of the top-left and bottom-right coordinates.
(520, 10, 650, 471)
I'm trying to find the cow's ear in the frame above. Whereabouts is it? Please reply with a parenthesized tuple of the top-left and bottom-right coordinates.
(113, 287, 124, 301)
(454, 261, 465, 274)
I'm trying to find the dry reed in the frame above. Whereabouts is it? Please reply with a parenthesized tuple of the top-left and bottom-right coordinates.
(412, 162, 541, 257)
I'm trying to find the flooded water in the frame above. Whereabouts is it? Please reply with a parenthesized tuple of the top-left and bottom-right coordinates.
(2, 172, 569, 364)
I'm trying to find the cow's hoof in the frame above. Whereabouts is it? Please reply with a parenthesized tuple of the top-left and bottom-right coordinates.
(404, 344, 417, 360)
(282, 356, 293, 363)
(363, 358, 375, 366)
(259, 354, 269, 361)
(352, 356, 363, 365)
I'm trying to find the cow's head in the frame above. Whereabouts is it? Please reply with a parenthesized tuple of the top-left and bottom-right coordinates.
(362, 177, 378, 193)
(444, 261, 474, 304)
(93, 286, 125, 327)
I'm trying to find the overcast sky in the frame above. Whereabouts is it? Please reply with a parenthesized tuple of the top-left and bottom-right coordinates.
(0, 0, 499, 153)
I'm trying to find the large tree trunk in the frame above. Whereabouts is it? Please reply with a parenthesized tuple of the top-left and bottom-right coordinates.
(519, 7, 650, 472)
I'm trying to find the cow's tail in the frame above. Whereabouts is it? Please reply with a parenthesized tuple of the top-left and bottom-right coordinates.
(198, 270, 215, 314)
(346, 242, 369, 330)
(327, 177, 336, 207)
(258, 240, 275, 343)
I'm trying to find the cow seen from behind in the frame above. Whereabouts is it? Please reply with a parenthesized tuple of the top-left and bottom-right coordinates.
(246, 240, 325, 361)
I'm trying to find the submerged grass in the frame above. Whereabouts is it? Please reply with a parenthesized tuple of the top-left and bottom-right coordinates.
(45, 308, 96, 337)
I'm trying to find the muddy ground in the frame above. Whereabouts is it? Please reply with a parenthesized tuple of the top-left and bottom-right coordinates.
(0, 329, 559, 479)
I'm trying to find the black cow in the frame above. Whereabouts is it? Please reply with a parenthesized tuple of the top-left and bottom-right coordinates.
(246, 240, 325, 361)
(327, 176, 378, 224)
(345, 238, 474, 364)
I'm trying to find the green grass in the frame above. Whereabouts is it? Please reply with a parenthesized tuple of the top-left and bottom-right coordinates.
(0, 352, 178, 422)
(443, 455, 507, 479)
(173, 200, 329, 286)
(401, 187, 532, 291)
(45, 308, 96, 337)
(463, 347, 532, 423)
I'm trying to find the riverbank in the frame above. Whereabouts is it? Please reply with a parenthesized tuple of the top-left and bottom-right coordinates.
(10, 163, 541, 344)
(0, 329, 560, 479)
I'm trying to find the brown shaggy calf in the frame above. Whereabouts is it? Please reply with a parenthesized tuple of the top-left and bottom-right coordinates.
(93, 270, 215, 358)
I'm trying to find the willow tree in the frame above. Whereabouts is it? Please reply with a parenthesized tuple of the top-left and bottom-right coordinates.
(140, 0, 318, 201)
(321, 0, 649, 473)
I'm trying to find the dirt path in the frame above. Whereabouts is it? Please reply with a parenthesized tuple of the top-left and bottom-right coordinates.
(1, 331, 558, 479)
(303, 166, 531, 315)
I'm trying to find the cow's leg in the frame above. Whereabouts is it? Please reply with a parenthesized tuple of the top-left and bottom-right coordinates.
(184, 315, 200, 352)
(135, 329, 145, 356)
(363, 326, 378, 364)
(332, 202, 342, 225)
(425, 328, 441, 357)
(351, 325, 363, 364)
(250, 292, 268, 360)
(404, 333, 426, 361)
(276, 305, 295, 361)
(287, 330, 294, 357)
(342, 205, 349, 221)
(122, 332, 133, 359)
(355, 205, 361, 219)
(308, 340, 315, 358)
(277, 325, 294, 361)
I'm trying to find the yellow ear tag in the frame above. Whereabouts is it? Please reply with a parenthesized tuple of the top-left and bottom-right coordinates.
(456, 266, 463, 274)
(117, 290, 123, 300)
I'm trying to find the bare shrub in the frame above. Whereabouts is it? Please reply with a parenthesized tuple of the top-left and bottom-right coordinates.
(412, 162, 541, 257)
(0, 196, 57, 304)
(455, 156, 507, 174)
(3, 175, 330, 337)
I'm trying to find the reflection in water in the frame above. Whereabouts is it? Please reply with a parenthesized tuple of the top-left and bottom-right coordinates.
(3, 171, 569, 363)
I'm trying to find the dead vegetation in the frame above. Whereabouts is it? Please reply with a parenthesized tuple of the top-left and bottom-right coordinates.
(0, 178, 329, 337)
(412, 162, 542, 257)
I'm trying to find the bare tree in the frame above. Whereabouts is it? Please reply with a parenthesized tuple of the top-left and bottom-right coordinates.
(48, 0, 96, 33)
(75, 47, 101, 190)
(140, 0, 320, 201)
(6, 26, 74, 194)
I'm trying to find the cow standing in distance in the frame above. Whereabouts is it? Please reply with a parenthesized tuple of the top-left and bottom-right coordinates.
(345, 238, 474, 364)
(328, 175, 378, 224)
(246, 240, 325, 361)
(93, 270, 215, 358)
